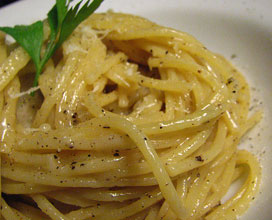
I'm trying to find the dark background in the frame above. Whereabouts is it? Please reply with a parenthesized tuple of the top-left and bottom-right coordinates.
(0, 0, 20, 8)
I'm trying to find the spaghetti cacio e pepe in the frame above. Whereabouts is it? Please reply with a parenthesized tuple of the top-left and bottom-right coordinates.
(0, 12, 261, 220)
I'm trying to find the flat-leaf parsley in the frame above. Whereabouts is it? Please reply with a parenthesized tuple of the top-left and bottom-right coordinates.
(0, 0, 104, 88)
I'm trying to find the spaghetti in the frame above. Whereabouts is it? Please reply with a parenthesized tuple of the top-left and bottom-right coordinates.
(0, 12, 261, 220)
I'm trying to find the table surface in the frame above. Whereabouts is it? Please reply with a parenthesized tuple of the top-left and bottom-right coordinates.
(0, 0, 20, 8)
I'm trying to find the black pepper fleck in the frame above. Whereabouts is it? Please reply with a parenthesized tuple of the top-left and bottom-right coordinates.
(72, 112, 78, 119)
(195, 156, 204, 162)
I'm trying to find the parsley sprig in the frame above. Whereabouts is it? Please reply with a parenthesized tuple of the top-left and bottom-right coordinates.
(0, 0, 104, 87)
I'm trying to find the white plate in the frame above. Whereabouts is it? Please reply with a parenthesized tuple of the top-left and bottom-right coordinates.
(1, 0, 272, 219)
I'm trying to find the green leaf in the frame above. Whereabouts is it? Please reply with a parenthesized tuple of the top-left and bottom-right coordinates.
(0, 21, 44, 69)
(0, 0, 104, 91)
(56, 0, 69, 27)
(47, 5, 58, 40)
(56, 0, 104, 49)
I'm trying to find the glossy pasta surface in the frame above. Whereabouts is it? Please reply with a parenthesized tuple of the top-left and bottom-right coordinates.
(0, 12, 261, 220)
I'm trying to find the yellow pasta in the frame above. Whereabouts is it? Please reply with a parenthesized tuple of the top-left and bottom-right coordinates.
(0, 12, 261, 220)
